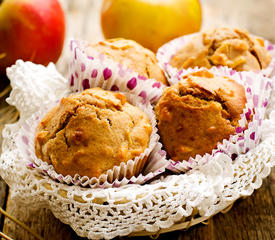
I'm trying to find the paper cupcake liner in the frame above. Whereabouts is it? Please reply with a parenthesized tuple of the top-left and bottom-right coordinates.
(68, 39, 166, 105)
(143, 141, 168, 175)
(156, 32, 275, 82)
(266, 75, 275, 118)
(17, 92, 166, 188)
(160, 67, 273, 173)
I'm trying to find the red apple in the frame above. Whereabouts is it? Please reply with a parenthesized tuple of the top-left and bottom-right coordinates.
(0, 0, 65, 74)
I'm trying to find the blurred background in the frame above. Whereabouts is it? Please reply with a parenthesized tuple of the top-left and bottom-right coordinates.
(57, 0, 275, 75)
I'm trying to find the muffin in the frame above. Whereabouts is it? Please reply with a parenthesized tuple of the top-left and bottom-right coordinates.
(170, 28, 271, 71)
(88, 38, 168, 85)
(155, 70, 246, 161)
(35, 88, 152, 178)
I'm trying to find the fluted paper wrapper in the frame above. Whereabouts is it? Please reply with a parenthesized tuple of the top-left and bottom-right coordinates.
(158, 67, 272, 173)
(15, 38, 170, 188)
(157, 32, 275, 81)
(17, 91, 168, 188)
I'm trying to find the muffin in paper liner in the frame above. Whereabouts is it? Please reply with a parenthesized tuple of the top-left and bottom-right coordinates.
(1, 59, 275, 240)
(69, 39, 166, 104)
(17, 91, 169, 188)
(5, 60, 167, 188)
(156, 32, 275, 81)
(156, 67, 273, 173)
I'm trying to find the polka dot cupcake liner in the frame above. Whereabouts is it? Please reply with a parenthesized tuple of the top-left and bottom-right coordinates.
(68, 38, 274, 175)
(159, 67, 273, 173)
(17, 93, 168, 188)
(68, 39, 166, 105)
(156, 32, 275, 82)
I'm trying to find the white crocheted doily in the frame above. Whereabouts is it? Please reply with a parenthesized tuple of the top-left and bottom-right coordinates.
(0, 61, 274, 240)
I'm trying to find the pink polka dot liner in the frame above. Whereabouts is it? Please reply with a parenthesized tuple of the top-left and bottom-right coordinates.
(69, 38, 273, 174)
(69, 39, 166, 105)
(160, 67, 273, 173)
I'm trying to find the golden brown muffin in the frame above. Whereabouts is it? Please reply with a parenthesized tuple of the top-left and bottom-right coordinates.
(170, 28, 271, 71)
(89, 38, 168, 85)
(35, 88, 152, 178)
(155, 70, 246, 161)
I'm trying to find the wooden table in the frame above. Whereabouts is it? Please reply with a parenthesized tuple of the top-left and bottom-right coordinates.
(0, 77, 274, 240)
(0, 1, 275, 238)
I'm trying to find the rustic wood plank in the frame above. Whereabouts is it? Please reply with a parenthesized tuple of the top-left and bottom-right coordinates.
(0, 177, 8, 231)
(0, 75, 13, 232)
(1, 1, 274, 238)
(2, 194, 84, 240)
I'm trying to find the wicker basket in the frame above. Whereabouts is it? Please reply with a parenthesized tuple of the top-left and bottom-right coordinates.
(0, 60, 274, 240)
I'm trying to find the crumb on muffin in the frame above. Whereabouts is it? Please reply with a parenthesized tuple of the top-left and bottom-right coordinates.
(35, 88, 152, 178)
(170, 28, 271, 71)
(155, 70, 246, 161)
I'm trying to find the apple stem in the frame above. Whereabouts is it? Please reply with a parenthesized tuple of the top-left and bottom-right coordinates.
(0, 53, 6, 59)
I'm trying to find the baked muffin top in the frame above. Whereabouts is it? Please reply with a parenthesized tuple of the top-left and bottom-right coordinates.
(35, 88, 152, 178)
(155, 70, 246, 161)
(170, 28, 271, 71)
(89, 38, 168, 85)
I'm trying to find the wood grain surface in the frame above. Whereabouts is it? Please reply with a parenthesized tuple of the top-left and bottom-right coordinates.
(0, 1, 274, 239)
